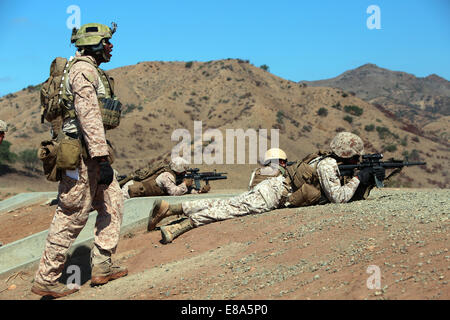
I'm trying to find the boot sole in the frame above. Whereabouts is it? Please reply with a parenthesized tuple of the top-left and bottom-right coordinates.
(91, 270, 128, 286)
(147, 200, 162, 231)
(31, 286, 78, 298)
(148, 201, 170, 231)
(161, 227, 173, 244)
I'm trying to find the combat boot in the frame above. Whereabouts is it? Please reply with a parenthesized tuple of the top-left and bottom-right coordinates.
(31, 281, 79, 298)
(147, 200, 183, 231)
(160, 218, 195, 244)
(91, 260, 128, 286)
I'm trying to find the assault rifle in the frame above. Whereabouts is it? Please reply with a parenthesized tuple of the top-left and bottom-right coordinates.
(176, 168, 228, 191)
(338, 153, 426, 188)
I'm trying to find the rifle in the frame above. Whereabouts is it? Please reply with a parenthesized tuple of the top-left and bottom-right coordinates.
(176, 168, 227, 191)
(338, 153, 426, 188)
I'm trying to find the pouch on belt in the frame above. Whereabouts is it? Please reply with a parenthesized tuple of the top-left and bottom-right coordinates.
(56, 134, 82, 170)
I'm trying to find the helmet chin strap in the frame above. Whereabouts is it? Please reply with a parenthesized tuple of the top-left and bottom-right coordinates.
(79, 40, 110, 63)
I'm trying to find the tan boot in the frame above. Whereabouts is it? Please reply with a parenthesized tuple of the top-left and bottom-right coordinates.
(160, 218, 195, 244)
(147, 200, 183, 231)
(31, 281, 79, 298)
(91, 260, 128, 286)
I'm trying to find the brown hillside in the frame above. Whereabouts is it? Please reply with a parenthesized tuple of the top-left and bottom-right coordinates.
(0, 59, 448, 195)
(303, 63, 450, 144)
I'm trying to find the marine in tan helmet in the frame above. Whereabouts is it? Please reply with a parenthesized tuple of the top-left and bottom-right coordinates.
(121, 157, 211, 200)
(31, 22, 127, 299)
(286, 131, 385, 207)
(248, 148, 288, 189)
(147, 148, 292, 244)
(0, 120, 7, 145)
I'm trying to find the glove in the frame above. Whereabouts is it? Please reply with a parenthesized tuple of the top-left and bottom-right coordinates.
(357, 167, 373, 186)
(200, 184, 211, 193)
(183, 178, 193, 188)
(373, 166, 385, 182)
(98, 160, 114, 186)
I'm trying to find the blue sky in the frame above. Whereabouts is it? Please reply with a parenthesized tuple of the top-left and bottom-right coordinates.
(0, 0, 449, 96)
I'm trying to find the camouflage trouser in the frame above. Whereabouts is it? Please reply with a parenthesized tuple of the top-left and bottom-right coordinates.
(34, 157, 124, 285)
(182, 189, 281, 227)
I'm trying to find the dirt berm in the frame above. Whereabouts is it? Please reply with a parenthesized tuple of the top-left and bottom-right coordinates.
(0, 188, 448, 300)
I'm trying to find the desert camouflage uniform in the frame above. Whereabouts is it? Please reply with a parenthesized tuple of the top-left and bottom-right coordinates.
(311, 156, 360, 203)
(248, 165, 282, 190)
(121, 171, 194, 200)
(35, 52, 124, 285)
(182, 175, 291, 226)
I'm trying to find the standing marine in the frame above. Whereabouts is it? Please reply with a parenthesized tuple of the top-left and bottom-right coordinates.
(32, 23, 127, 298)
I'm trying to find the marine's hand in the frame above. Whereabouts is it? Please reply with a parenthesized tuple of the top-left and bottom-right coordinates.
(200, 184, 211, 193)
(373, 166, 385, 182)
(183, 178, 193, 188)
(357, 167, 373, 185)
(97, 159, 114, 185)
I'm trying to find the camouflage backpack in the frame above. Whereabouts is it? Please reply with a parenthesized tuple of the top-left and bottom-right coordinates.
(40, 57, 69, 136)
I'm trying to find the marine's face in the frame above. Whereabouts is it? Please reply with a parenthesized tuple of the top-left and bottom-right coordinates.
(279, 159, 287, 168)
(103, 39, 113, 61)
(346, 155, 360, 165)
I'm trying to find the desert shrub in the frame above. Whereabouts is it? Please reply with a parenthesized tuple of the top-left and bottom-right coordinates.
(344, 105, 363, 116)
(376, 126, 390, 139)
(400, 136, 408, 146)
(364, 124, 375, 132)
(384, 144, 397, 152)
(260, 64, 270, 71)
(341, 92, 348, 97)
(331, 102, 341, 110)
(0, 141, 17, 165)
(317, 107, 328, 117)
(403, 149, 421, 161)
(302, 125, 312, 132)
(122, 104, 142, 115)
(18, 148, 39, 171)
(185, 61, 193, 68)
(343, 115, 353, 124)
(376, 126, 399, 140)
(276, 111, 284, 124)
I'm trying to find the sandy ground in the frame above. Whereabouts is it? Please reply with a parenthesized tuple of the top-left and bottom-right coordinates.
(0, 188, 448, 301)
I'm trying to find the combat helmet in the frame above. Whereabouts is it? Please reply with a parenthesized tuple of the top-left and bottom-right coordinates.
(0, 120, 8, 132)
(71, 22, 117, 62)
(170, 157, 190, 173)
(330, 132, 364, 158)
(263, 148, 287, 165)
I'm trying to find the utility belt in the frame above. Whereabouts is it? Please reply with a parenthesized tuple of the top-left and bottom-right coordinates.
(38, 131, 115, 182)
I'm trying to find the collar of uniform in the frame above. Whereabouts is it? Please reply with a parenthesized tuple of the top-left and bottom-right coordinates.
(75, 51, 98, 67)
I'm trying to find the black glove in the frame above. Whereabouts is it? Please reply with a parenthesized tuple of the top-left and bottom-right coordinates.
(373, 166, 386, 182)
(98, 160, 114, 186)
(357, 167, 373, 186)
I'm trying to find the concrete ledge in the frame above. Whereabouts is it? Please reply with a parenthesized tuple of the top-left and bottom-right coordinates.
(0, 192, 58, 215)
(0, 192, 240, 276)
